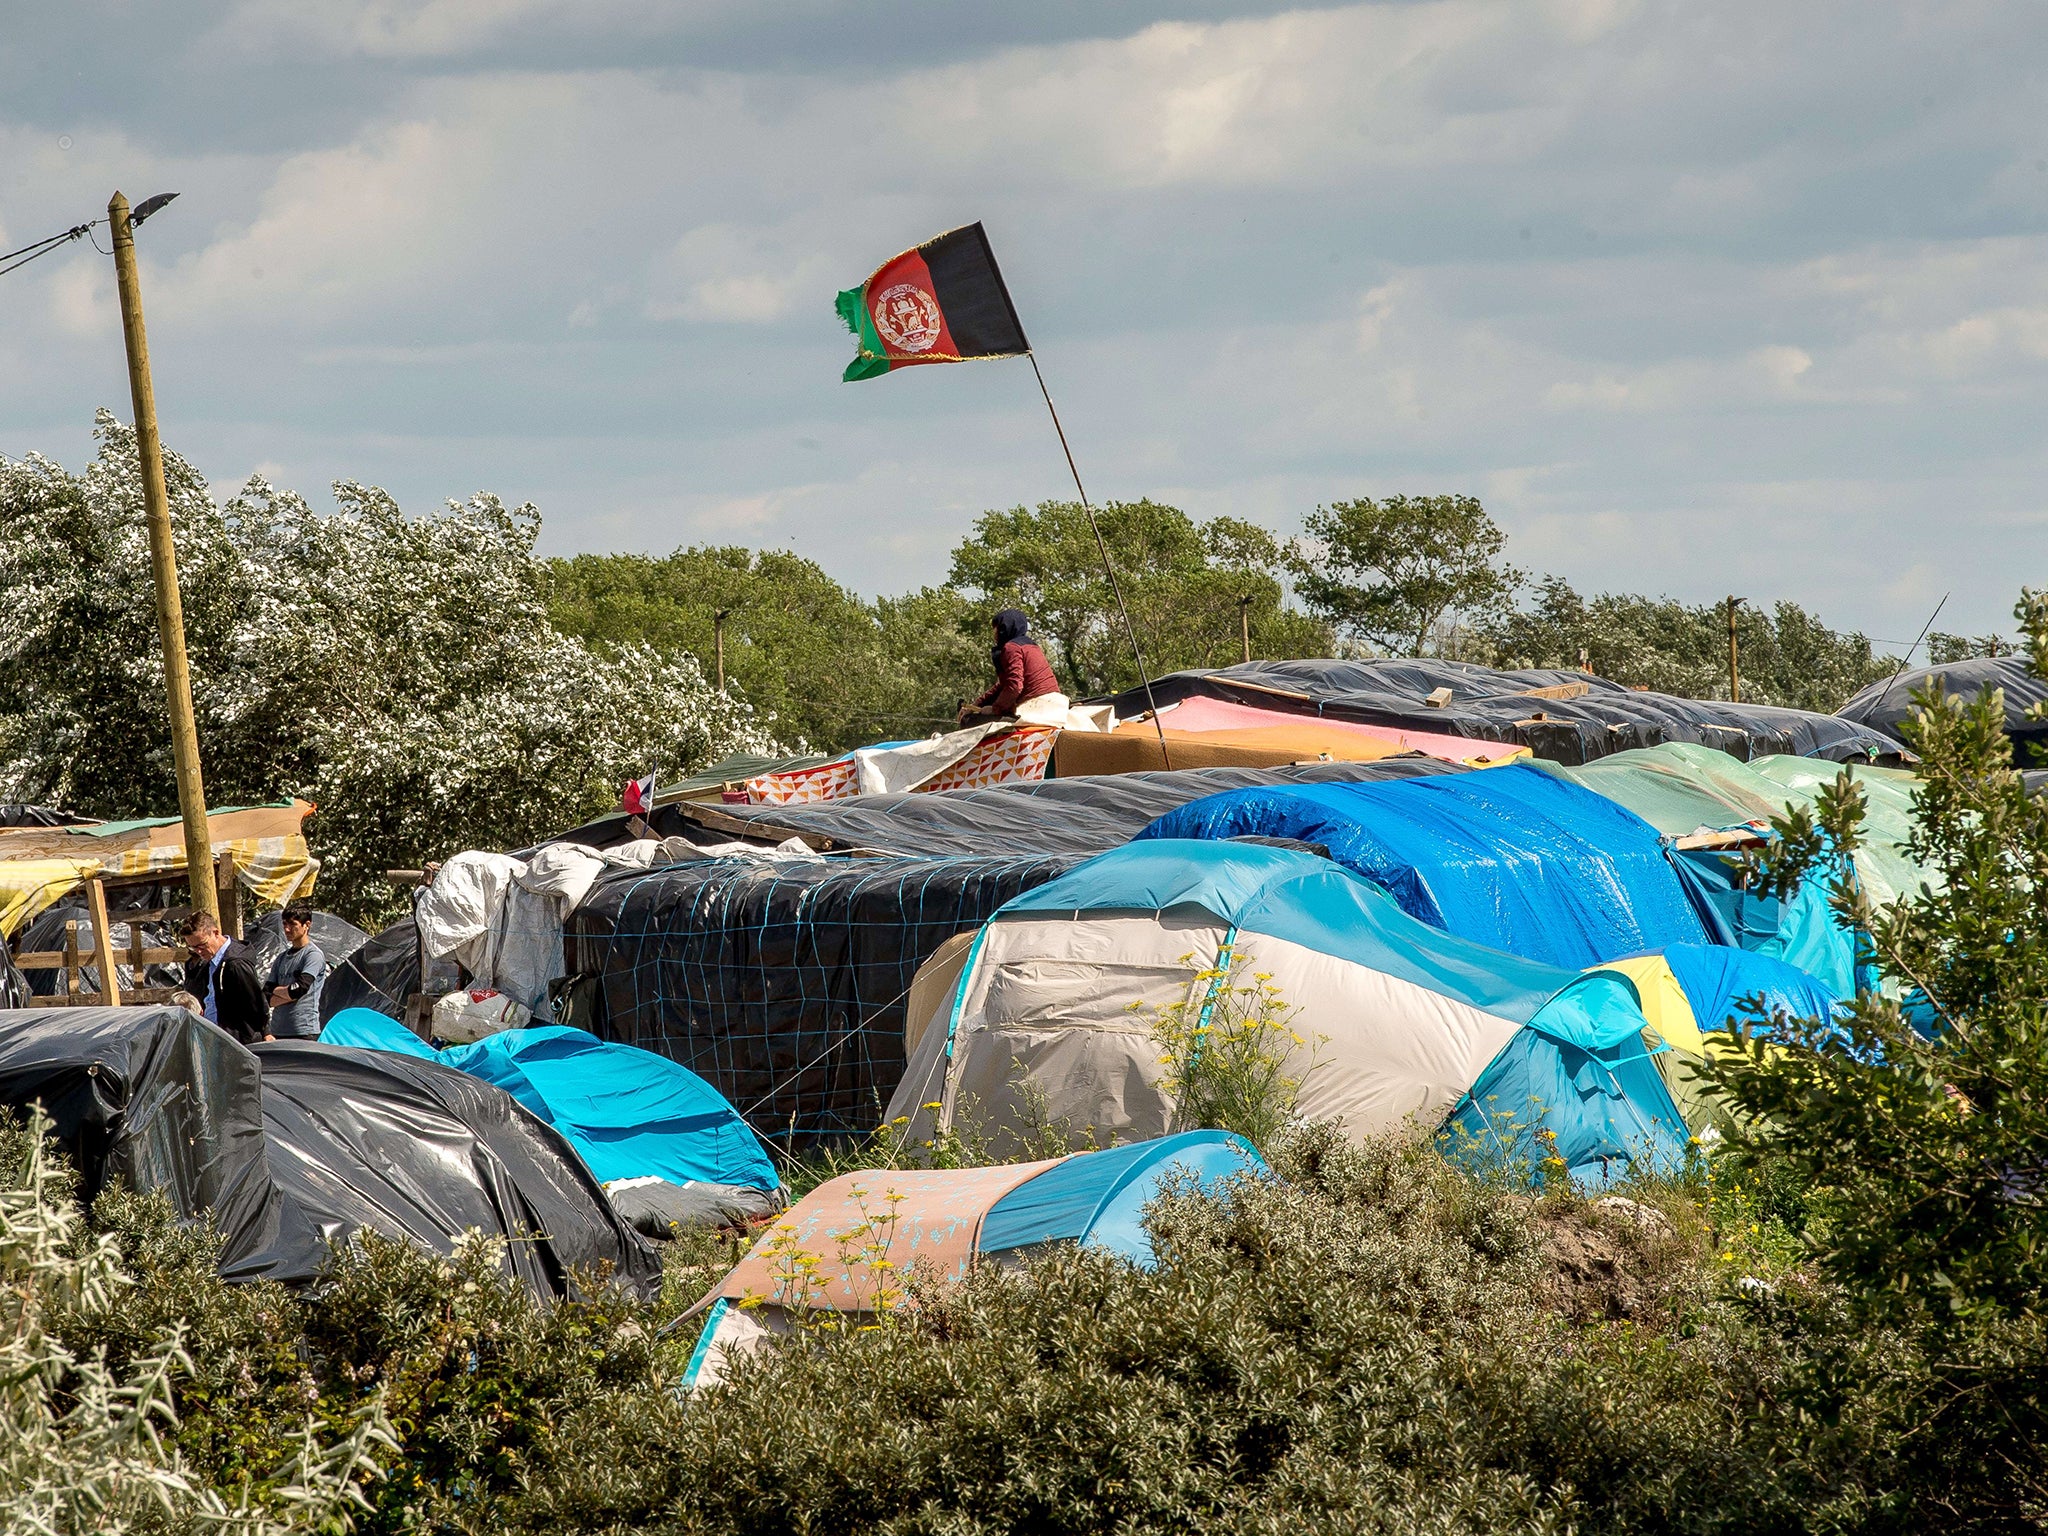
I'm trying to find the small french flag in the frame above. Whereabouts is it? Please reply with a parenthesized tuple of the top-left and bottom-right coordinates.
(622, 767, 658, 817)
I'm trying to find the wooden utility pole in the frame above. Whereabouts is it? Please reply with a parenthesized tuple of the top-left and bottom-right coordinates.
(1725, 595, 1743, 704)
(109, 190, 215, 920)
(713, 609, 730, 693)
(1237, 594, 1253, 664)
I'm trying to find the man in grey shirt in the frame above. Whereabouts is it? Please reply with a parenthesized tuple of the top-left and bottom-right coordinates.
(264, 902, 328, 1040)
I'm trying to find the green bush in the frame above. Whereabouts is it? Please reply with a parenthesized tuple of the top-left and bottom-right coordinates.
(10, 1103, 2009, 1533)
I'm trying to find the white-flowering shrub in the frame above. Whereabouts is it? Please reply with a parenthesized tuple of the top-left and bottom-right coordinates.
(0, 1110, 393, 1534)
(0, 413, 779, 920)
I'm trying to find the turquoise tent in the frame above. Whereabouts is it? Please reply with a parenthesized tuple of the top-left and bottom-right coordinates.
(322, 1009, 776, 1193)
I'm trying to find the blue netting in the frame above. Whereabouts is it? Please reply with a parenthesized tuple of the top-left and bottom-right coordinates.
(567, 853, 1076, 1148)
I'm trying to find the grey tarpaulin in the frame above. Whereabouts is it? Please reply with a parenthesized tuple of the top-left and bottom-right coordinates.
(629, 755, 1462, 857)
(1096, 660, 1908, 766)
(243, 909, 371, 980)
(0, 1006, 659, 1298)
(253, 1040, 660, 1298)
(0, 1006, 281, 1276)
(568, 853, 1075, 1147)
(1837, 655, 2048, 765)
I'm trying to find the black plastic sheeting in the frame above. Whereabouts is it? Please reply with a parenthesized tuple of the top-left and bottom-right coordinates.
(1837, 656, 2048, 765)
(1097, 660, 1908, 767)
(569, 853, 1075, 1148)
(670, 755, 1461, 856)
(0, 1006, 280, 1275)
(0, 804, 92, 827)
(317, 912, 461, 1025)
(2, 950, 32, 1008)
(254, 1040, 660, 1298)
(0, 1006, 658, 1298)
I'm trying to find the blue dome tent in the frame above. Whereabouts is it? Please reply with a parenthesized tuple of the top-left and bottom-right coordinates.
(683, 1130, 1268, 1389)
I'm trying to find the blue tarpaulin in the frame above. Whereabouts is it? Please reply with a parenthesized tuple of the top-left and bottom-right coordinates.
(1668, 850, 1857, 1000)
(321, 1009, 777, 1192)
(1001, 839, 1634, 1027)
(979, 1130, 1268, 1267)
(1137, 765, 1709, 968)
(1656, 942, 1842, 1035)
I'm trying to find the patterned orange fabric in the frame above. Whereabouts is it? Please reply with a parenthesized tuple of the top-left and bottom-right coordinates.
(743, 757, 858, 804)
(918, 725, 1058, 793)
(743, 725, 1058, 805)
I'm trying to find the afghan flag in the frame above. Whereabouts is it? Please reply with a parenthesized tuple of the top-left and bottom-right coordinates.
(836, 222, 1030, 382)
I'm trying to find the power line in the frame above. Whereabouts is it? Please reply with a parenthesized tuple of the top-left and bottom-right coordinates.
(0, 220, 96, 280)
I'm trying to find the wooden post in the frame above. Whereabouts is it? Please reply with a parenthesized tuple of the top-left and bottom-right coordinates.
(1238, 594, 1252, 664)
(84, 879, 122, 1007)
(63, 921, 81, 1003)
(215, 850, 242, 940)
(109, 190, 216, 921)
(713, 608, 729, 693)
(1726, 595, 1742, 703)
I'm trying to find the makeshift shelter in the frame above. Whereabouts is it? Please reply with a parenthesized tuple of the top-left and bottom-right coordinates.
(0, 800, 319, 940)
(1137, 765, 1709, 969)
(885, 840, 1687, 1184)
(254, 1040, 661, 1296)
(12, 902, 188, 1000)
(0, 1005, 658, 1296)
(569, 852, 1077, 1147)
(648, 755, 1463, 858)
(1559, 743, 1929, 909)
(321, 1008, 780, 1232)
(682, 1130, 1268, 1388)
(1838, 656, 2048, 764)
(0, 1005, 279, 1276)
(1099, 660, 1907, 766)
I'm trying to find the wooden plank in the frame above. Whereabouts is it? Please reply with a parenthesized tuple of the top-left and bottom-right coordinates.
(84, 878, 120, 1007)
(673, 801, 841, 851)
(17, 946, 186, 966)
(1672, 827, 1768, 850)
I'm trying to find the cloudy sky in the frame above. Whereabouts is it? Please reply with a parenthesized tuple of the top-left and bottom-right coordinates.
(3, 0, 2043, 641)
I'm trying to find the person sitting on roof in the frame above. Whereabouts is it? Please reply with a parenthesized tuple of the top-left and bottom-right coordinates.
(957, 608, 1068, 727)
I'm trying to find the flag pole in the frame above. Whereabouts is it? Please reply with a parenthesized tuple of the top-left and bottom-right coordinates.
(1026, 352, 1173, 770)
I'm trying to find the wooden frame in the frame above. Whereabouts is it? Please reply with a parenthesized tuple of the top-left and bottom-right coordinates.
(11, 853, 244, 1009)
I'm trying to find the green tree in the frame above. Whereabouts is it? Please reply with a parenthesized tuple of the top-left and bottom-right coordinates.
(1289, 494, 1523, 656)
(0, 416, 772, 923)
(873, 584, 991, 731)
(544, 547, 907, 751)
(1928, 631, 2014, 665)
(1700, 586, 2048, 1519)
(1483, 577, 1894, 711)
(946, 499, 1329, 696)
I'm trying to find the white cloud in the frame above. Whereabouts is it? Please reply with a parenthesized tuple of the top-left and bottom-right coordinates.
(3, 0, 2046, 641)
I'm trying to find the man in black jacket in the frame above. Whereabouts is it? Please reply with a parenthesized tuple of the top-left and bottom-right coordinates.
(179, 911, 271, 1045)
